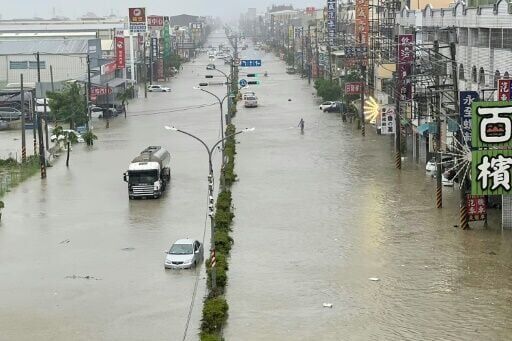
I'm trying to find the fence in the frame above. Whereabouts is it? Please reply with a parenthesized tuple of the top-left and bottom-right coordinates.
(0, 157, 39, 198)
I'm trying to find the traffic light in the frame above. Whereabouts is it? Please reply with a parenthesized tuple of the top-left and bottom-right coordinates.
(247, 81, 260, 85)
(205, 75, 214, 78)
(198, 82, 209, 87)
(246, 73, 259, 78)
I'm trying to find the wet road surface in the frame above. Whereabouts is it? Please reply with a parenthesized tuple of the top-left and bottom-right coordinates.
(0, 33, 234, 340)
(224, 44, 512, 340)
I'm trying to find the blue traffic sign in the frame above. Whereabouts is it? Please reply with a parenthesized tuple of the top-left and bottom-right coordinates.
(239, 79, 248, 87)
(240, 59, 262, 67)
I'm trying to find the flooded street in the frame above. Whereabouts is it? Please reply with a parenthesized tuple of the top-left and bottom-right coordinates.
(1, 31, 512, 341)
(224, 46, 512, 339)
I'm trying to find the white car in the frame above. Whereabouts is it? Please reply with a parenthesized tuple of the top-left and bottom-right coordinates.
(244, 96, 258, 108)
(50, 129, 85, 143)
(147, 85, 170, 92)
(319, 101, 336, 111)
(426, 155, 453, 172)
(164, 239, 203, 269)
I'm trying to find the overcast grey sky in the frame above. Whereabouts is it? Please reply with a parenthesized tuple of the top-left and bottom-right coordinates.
(1, 0, 325, 20)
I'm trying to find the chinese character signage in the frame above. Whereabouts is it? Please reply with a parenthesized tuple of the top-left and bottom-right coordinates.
(471, 101, 512, 195)
(345, 82, 363, 95)
(115, 37, 125, 69)
(326, 0, 336, 47)
(306, 7, 316, 15)
(459, 91, 479, 146)
(129, 8, 146, 33)
(379, 105, 396, 135)
(100, 61, 116, 75)
(147, 15, 164, 29)
(466, 195, 487, 221)
(472, 149, 512, 195)
(355, 0, 369, 45)
(498, 79, 511, 101)
(397, 34, 414, 101)
(163, 20, 171, 61)
(151, 37, 159, 58)
(471, 101, 512, 149)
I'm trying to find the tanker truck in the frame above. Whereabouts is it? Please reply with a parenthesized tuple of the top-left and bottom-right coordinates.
(123, 146, 171, 199)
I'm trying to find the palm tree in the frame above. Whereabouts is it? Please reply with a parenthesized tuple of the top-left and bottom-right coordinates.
(117, 85, 134, 119)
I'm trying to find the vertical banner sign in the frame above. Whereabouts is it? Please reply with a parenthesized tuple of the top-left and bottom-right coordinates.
(471, 101, 512, 195)
(466, 195, 487, 221)
(151, 37, 159, 58)
(129, 8, 146, 33)
(326, 0, 336, 47)
(459, 91, 479, 146)
(397, 34, 414, 101)
(355, 0, 369, 45)
(163, 20, 171, 64)
(498, 79, 511, 101)
(379, 106, 396, 135)
(115, 37, 125, 69)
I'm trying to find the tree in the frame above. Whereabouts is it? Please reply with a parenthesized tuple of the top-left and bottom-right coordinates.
(117, 85, 134, 118)
(0, 200, 4, 221)
(47, 82, 88, 130)
(314, 79, 342, 101)
(52, 126, 78, 167)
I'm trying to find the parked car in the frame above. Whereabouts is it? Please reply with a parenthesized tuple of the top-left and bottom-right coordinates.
(0, 107, 22, 121)
(319, 101, 336, 111)
(50, 129, 85, 143)
(243, 91, 256, 100)
(324, 101, 344, 113)
(164, 239, 203, 269)
(206, 64, 216, 70)
(426, 155, 454, 172)
(244, 96, 258, 108)
(147, 85, 170, 92)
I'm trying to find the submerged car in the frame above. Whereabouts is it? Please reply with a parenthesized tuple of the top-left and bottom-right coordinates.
(164, 239, 203, 269)
(319, 101, 336, 111)
(244, 96, 258, 108)
(426, 155, 454, 172)
(148, 85, 170, 92)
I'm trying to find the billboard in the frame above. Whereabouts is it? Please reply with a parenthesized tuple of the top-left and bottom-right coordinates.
(397, 34, 414, 101)
(355, 0, 369, 45)
(129, 7, 146, 33)
(115, 37, 125, 69)
(471, 101, 512, 195)
(147, 15, 164, 29)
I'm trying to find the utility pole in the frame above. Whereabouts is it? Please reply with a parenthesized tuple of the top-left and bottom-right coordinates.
(106, 83, 110, 129)
(315, 27, 320, 79)
(301, 28, 305, 77)
(434, 41, 442, 208)
(86, 55, 92, 127)
(144, 36, 148, 98)
(149, 35, 154, 85)
(292, 26, 296, 70)
(307, 25, 312, 84)
(361, 65, 366, 136)
(451, 42, 467, 229)
(328, 44, 332, 82)
(35, 52, 46, 178)
(20, 74, 26, 163)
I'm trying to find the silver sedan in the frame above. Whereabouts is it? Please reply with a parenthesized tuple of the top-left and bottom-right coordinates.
(164, 239, 203, 269)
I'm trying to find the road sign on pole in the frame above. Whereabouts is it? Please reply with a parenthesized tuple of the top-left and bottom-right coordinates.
(239, 79, 248, 88)
(240, 59, 262, 67)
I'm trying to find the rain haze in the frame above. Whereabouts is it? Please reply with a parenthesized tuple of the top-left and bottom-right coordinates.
(1, 0, 325, 19)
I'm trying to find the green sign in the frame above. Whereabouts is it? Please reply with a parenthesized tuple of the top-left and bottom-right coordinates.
(163, 21, 170, 61)
(471, 101, 512, 148)
(472, 149, 512, 195)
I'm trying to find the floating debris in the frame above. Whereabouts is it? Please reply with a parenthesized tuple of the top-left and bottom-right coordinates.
(121, 247, 135, 251)
(65, 275, 102, 280)
(323, 303, 333, 308)
(368, 277, 380, 281)
(59, 239, 70, 244)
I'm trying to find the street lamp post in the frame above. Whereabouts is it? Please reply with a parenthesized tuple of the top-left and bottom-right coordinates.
(164, 126, 254, 291)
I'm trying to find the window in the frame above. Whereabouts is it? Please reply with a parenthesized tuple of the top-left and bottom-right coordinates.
(459, 64, 465, 80)
(28, 61, 46, 69)
(9, 61, 28, 69)
(479, 67, 485, 85)
(490, 28, 503, 48)
(458, 28, 468, 46)
(504, 29, 512, 49)
(472, 66, 477, 82)
(470, 28, 479, 47)
(9, 60, 46, 70)
(479, 28, 489, 48)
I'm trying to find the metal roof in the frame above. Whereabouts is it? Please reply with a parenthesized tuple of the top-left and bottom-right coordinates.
(0, 39, 90, 55)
